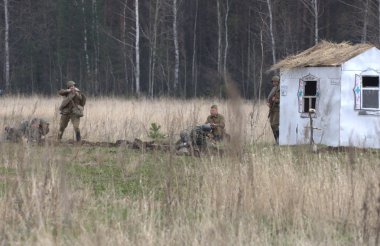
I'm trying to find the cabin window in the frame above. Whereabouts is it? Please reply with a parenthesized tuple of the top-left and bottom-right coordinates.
(298, 74, 320, 117)
(361, 76, 379, 109)
(303, 81, 317, 113)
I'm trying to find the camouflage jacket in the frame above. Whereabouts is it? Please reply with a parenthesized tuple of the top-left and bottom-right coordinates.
(3, 118, 49, 143)
(205, 114, 225, 137)
(22, 118, 50, 142)
(267, 86, 280, 110)
(58, 89, 86, 115)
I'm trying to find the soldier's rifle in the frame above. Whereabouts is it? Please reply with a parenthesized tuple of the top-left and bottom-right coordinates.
(267, 89, 280, 118)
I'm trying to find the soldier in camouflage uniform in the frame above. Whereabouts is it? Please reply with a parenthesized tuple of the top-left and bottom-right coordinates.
(267, 75, 280, 144)
(205, 105, 225, 141)
(3, 126, 23, 142)
(176, 124, 213, 156)
(23, 118, 50, 142)
(58, 80, 86, 142)
(3, 118, 49, 143)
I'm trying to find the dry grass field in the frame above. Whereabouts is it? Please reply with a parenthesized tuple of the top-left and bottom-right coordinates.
(0, 96, 380, 245)
(0, 96, 272, 143)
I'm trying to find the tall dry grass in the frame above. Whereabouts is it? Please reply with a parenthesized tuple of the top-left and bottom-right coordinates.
(0, 96, 379, 245)
(0, 96, 272, 143)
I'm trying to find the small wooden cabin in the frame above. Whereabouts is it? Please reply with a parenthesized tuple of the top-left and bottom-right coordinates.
(271, 41, 380, 148)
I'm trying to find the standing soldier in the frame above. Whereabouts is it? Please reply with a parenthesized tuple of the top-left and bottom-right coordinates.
(205, 105, 226, 141)
(58, 81, 86, 142)
(267, 75, 280, 144)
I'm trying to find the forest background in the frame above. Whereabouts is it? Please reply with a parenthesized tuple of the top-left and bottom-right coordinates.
(0, 0, 378, 97)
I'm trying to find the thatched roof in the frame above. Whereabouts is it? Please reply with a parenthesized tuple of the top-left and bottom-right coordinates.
(270, 41, 374, 71)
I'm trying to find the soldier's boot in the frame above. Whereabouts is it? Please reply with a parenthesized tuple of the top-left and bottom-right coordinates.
(272, 129, 279, 145)
(275, 130, 279, 144)
(75, 131, 81, 142)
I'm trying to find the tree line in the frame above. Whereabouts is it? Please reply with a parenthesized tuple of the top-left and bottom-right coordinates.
(0, 0, 379, 98)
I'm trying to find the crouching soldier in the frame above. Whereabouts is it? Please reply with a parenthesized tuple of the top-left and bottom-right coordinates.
(3, 126, 23, 142)
(3, 118, 49, 143)
(205, 105, 226, 141)
(22, 118, 50, 142)
(57, 80, 86, 142)
(177, 124, 214, 156)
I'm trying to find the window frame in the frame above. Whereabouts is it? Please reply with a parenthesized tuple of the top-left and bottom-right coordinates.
(298, 74, 320, 118)
(361, 76, 380, 110)
(303, 81, 317, 113)
(354, 72, 380, 111)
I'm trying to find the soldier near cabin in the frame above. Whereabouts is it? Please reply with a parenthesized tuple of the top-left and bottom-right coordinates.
(57, 80, 86, 142)
(205, 105, 226, 141)
(267, 75, 280, 144)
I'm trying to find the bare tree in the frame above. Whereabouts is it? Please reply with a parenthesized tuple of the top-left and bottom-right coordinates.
(92, 0, 100, 93)
(81, 0, 91, 78)
(299, 0, 320, 44)
(173, 0, 179, 93)
(245, 7, 252, 98)
(122, 0, 130, 93)
(336, 0, 376, 44)
(362, 0, 370, 43)
(149, 0, 160, 98)
(266, 0, 276, 64)
(192, 0, 198, 97)
(4, 0, 10, 91)
(223, 0, 230, 84)
(217, 0, 222, 76)
(135, 0, 140, 95)
(313, 0, 319, 44)
(259, 30, 264, 101)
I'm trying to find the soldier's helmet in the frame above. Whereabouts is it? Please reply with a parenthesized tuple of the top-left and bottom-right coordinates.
(66, 80, 76, 88)
(272, 75, 280, 82)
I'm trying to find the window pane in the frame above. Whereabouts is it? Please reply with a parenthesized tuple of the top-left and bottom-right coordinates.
(304, 81, 317, 96)
(362, 90, 379, 108)
(311, 98, 316, 109)
(362, 76, 379, 88)
(304, 98, 310, 112)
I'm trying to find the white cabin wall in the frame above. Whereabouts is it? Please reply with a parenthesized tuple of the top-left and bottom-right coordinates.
(340, 48, 380, 148)
(279, 67, 341, 146)
(342, 47, 380, 71)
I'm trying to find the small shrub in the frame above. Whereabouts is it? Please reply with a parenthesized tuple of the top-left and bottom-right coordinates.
(148, 122, 166, 140)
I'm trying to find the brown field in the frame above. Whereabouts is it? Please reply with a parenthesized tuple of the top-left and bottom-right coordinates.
(0, 96, 380, 245)
(0, 96, 272, 143)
